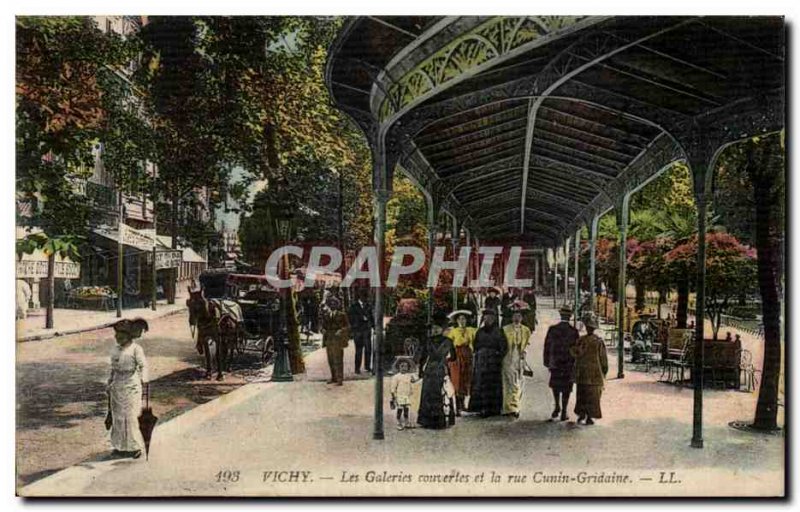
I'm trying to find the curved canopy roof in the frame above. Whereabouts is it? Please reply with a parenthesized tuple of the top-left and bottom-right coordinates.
(326, 16, 784, 245)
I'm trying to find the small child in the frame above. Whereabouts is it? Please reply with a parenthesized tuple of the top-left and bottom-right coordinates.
(390, 358, 419, 430)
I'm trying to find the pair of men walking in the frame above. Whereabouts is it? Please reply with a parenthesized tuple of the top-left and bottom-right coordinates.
(321, 292, 374, 385)
(544, 305, 608, 425)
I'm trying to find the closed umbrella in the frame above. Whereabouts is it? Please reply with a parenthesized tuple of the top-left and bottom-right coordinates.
(138, 383, 158, 460)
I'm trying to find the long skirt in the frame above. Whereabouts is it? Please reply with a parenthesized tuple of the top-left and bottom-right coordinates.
(447, 345, 472, 399)
(574, 384, 603, 419)
(501, 351, 524, 414)
(110, 375, 143, 452)
(468, 350, 503, 416)
(417, 362, 449, 429)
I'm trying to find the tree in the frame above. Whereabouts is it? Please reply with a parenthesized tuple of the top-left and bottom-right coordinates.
(136, 16, 236, 302)
(627, 237, 672, 315)
(665, 232, 757, 340)
(16, 17, 137, 328)
(715, 134, 785, 431)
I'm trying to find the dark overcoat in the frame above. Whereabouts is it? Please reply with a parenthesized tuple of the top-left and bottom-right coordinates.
(543, 321, 579, 390)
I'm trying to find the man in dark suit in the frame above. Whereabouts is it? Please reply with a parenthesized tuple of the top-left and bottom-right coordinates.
(348, 290, 374, 373)
(543, 304, 579, 421)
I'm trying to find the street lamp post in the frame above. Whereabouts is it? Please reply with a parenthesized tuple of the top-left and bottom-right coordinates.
(271, 186, 295, 383)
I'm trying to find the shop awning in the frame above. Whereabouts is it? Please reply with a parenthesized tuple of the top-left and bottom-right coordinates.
(91, 225, 183, 269)
(92, 224, 172, 252)
(16, 250, 80, 279)
(182, 246, 207, 263)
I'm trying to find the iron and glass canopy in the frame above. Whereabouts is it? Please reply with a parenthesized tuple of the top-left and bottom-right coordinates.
(326, 15, 784, 244)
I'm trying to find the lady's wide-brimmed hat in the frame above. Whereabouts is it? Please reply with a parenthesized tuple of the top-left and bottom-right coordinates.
(112, 318, 149, 339)
(448, 309, 473, 321)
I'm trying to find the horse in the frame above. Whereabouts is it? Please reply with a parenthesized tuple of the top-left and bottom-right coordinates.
(186, 288, 243, 380)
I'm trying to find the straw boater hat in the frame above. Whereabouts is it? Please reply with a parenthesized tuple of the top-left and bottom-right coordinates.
(583, 313, 599, 329)
(487, 287, 501, 295)
(112, 318, 149, 339)
(558, 304, 573, 319)
(392, 356, 417, 374)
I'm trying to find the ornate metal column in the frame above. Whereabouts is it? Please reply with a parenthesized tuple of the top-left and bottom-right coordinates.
(563, 237, 570, 306)
(686, 150, 714, 449)
(552, 246, 558, 308)
(426, 198, 440, 328)
(616, 194, 630, 379)
(464, 227, 471, 289)
(371, 135, 391, 441)
(589, 214, 599, 310)
(451, 218, 459, 310)
(573, 228, 580, 325)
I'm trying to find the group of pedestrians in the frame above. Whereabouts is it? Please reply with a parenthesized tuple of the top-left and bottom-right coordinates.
(317, 287, 608, 430)
(393, 295, 536, 431)
(319, 290, 375, 385)
(395, 298, 609, 431)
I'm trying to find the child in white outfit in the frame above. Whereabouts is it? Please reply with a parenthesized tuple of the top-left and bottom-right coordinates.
(391, 358, 419, 430)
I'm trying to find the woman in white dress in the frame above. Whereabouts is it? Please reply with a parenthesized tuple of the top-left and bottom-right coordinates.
(107, 318, 149, 458)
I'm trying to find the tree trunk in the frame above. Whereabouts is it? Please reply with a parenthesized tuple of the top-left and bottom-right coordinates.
(676, 276, 689, 328)
(45, 253, 55, 329)
(278, 249, 303, 374)
(634, 280, 645, 311)
(751, 172, 782, 430)
(286, 290, 304, 374)
(168, 191, 178, 305)
(338, 170, 349, 311)
(709, 302, 720, 341)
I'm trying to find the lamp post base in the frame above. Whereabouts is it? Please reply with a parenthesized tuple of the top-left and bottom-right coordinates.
(690, 437, 703, 448)
(271, 342, 294, 382)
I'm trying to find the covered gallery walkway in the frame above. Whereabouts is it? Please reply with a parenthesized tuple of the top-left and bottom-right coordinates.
(325, 16, 785, 443)
(21, 305, 783, 497)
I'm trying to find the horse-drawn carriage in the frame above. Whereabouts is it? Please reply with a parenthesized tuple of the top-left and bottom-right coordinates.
(188, 270, 281, 379)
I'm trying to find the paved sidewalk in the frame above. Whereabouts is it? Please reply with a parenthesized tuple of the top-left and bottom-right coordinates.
(17, 298, 188, 342)
(21, 305, 783, 497)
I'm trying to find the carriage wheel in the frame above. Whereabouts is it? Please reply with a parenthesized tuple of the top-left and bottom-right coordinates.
(261, 336, 275, 364)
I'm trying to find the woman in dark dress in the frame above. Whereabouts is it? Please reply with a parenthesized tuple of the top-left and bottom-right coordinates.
(417, 311, 457, 429)
(483, 288, 501, 319)
(468, 309, 507, 417)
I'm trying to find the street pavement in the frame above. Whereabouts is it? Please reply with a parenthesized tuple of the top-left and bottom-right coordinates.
(16, 311, 287, 487)
(19, 304, 784, 497)
(17, 298, 188, 342)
